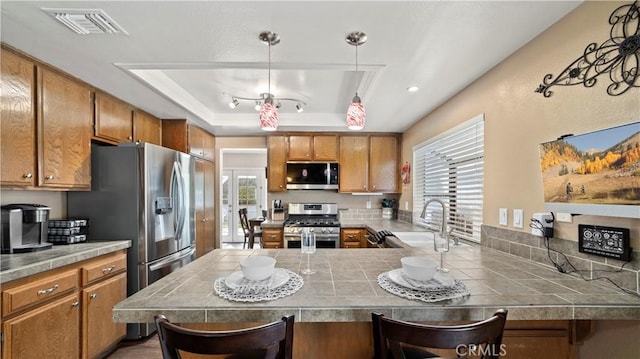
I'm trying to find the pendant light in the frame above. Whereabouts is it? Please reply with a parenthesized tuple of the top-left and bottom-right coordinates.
(346, 31, 367, 130)
(259, 31, 280, 131)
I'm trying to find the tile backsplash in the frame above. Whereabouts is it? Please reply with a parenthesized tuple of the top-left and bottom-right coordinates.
(481, 225, 640, 294)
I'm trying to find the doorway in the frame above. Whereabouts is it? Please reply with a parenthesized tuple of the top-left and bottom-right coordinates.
(221, 169, 266, 244)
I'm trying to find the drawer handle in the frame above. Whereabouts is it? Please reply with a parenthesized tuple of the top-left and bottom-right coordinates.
(102, 266, 116, 274)
(72, 301, 80, 308)
(90, 293, 98, 300)
(37, 284, 59, 295)
(23, 173, 33, 179)
(45, 175, 55, 180)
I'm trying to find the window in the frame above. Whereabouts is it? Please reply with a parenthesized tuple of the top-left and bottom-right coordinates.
(413, 114, 484, 242)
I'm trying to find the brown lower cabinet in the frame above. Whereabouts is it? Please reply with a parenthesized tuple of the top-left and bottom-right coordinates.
(1, 250, 127, 359)
(181, 319, 592, 359)
(341, 228, 365, 248)
(262, 228, 284, 248)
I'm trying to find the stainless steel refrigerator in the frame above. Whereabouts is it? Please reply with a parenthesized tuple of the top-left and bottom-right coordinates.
(68, 142, 195, 339)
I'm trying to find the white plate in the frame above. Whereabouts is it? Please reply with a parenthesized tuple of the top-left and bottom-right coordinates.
(225, 268, 290, 290)
(387, 268, 454, 289)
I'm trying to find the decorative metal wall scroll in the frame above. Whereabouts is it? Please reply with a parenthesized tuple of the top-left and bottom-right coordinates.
(535, 1, 639, 97)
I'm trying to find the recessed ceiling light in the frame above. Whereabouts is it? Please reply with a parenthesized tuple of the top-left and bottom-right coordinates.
(407, 86, 419, 92)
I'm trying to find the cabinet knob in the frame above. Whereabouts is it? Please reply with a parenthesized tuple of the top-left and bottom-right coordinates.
(23, 173, 33, 179)
(202, 218, 207, 222)
(45, 175, 55, 180)
(90, 293, 98, 300)
(128, 136, 133, 140)
(71, 301, 80, 308)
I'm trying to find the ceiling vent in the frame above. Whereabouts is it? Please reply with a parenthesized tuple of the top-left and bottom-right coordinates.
(42, 8, 128, 35)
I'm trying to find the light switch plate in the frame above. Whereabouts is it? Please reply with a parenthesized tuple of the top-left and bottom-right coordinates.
(499, 208, 508, 226)
(513, 209, 524, 228)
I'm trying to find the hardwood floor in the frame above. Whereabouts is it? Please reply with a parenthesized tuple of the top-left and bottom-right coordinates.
(105, 334, 162, 358)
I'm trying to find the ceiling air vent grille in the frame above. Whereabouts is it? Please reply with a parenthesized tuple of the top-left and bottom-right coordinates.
(42, 8, 128, 35)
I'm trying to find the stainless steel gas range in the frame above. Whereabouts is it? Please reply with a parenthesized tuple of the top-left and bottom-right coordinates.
(283, 203, 340, 248)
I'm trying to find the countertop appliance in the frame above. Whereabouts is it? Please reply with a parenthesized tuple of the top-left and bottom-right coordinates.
(286, 162, 338, 190)
(284, 203, 339, 248)
(68, 143, 195, 339)
(1, 204, 52, 253)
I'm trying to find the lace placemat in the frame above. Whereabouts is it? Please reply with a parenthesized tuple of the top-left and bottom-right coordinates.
(214, 268, 304, 303)
(377, 270, 470, 303)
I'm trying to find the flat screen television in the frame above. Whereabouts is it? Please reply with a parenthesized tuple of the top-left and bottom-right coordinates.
(539, 121, 640, 219)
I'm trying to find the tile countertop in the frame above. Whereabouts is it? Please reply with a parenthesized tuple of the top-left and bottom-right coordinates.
(113, 246, 640, 325)
(0, 240, 132, 284)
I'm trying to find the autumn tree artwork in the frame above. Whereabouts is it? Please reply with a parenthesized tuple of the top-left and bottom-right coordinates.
(539, 122, 640, 205)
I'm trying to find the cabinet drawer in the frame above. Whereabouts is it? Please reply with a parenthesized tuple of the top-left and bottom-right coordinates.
(81, 252, 127, 286)
(2, 269, 78, 316)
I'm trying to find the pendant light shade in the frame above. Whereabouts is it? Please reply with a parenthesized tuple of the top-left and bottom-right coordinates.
(259, 97, 279, 131)
(346, 31, 367, 130)
(346, 94, 365, 130)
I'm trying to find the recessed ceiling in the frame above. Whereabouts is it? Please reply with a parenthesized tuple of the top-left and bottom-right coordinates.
(0, 1, 582, 136)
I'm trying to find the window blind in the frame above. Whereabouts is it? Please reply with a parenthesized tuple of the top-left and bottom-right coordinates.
(412, 114, 484, 242)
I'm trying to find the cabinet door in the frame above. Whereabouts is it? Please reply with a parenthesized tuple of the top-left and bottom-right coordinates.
(262, 228, 283, 248)
(202, 129, 215, 162)
(339, 136, 369, 192)
(313, 135, 337, 161)
(1, 49, 36, 187)
(369, 135, 399, 193)
(195, 159, 216, 257)
(39, 68, 92, 188)
(94, 92, 133, 143)
(267, 136, 287, 192)
(133, 110, 162, 145)
(82, 273, 126, 359)
(288, 135, 313, 160)
(341, 228, 363, 248)
(161, 119, 189, 152)
(2, 293, 80, 359)
(188, 125, 205, 158)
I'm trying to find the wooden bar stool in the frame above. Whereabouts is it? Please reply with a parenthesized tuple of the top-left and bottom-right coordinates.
(154, 314, 295, 359)
(371, 309, 508, 359)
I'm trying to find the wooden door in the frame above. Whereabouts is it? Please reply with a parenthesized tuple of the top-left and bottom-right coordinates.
(2, 293, 81, 359)
(133, 110, 162, 145)
(1, 49, 36, 187)
(369, 135, 399, 193)
(288, 135, 312, 160)
(82, 273, 126, 359)
(39, 68, 92, 189)
(312, 135, 337, 161)
(203, 160, 216, 252)
(338, 136, 369, 192)
(94, 92, 133, 143)
(195, 159, 216, 257)
(267, 136, 287, 192)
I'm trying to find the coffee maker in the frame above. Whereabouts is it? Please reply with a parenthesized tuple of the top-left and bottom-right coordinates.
(1, 204, 53, 253)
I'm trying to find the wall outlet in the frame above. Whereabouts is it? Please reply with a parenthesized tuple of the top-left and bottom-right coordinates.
(366, 201, 371, 209)
(556, 212, 572, 223)
(499, 208, 508, 226)
(513, 209, 524, 228)
(405, 201, 409, 210)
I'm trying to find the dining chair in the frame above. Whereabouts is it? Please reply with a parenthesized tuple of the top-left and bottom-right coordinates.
(154, 314, 295, 359)
(239, 208, 263, 249)
(371, 309, 508, 359)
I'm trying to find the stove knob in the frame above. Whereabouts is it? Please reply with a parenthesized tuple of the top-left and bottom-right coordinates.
(328, 228, 334, 234)
(309, 228, 315, 233)
(321, 228, 327, 234)
(295, 228, 301, 234)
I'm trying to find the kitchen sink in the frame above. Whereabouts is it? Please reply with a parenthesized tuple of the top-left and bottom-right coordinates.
(391, 231, 470, 248)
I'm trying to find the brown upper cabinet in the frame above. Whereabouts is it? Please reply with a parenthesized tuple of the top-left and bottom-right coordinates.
(133, 110, 162, 145)
(1, 47, 92, 190)
(94, 92, 134, 144)
(339, 134, 399, 193)
(267, 135, 287, 192)
(1, 48, 37, 187)
(287, 135, 337, 161)
(161, 120, 215, 161)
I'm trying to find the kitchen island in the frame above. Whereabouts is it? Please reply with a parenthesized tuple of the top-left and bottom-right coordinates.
(114, 245, 640, 358)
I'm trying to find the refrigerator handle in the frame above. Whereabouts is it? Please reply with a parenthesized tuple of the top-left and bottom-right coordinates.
(174, 161, 186, 241)
(148, 247, 195, 272)
(169, 162, 182, 241)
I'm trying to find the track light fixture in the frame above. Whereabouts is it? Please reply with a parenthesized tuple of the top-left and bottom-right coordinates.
(224, 31, 307, 131)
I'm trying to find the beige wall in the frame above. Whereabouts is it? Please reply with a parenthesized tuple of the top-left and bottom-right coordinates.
(400, 1, 640, 248)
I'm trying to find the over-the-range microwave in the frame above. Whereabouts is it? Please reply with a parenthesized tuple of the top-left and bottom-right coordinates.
(286, 162, 338, 190)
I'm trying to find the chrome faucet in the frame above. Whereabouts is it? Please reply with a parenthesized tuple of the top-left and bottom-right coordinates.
(419, 198, 458, 245)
